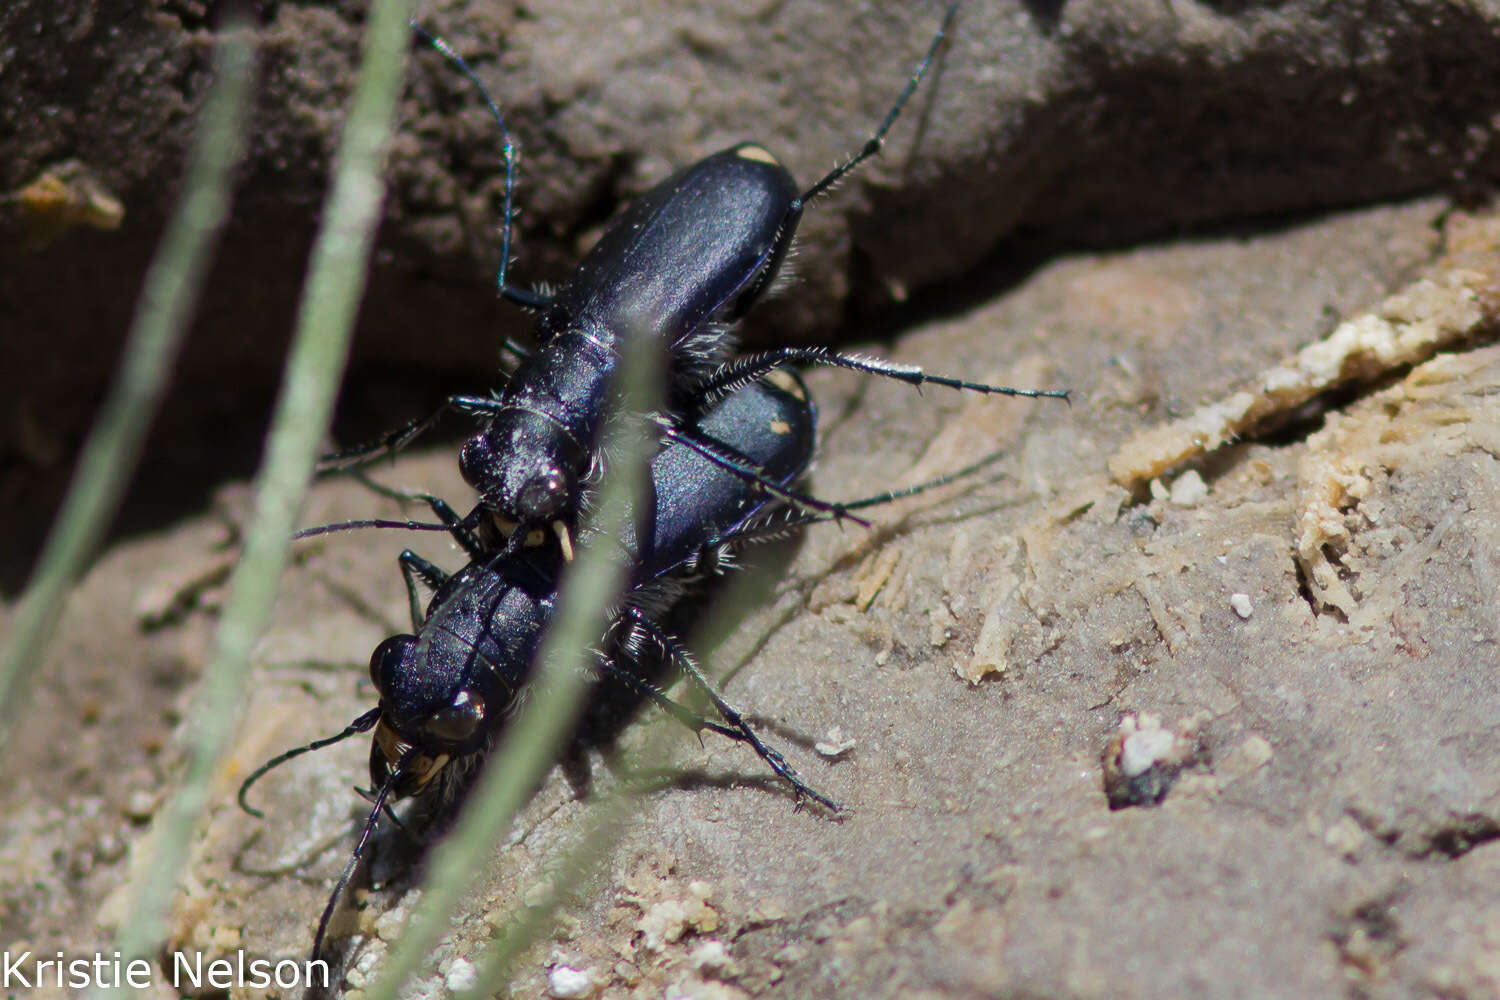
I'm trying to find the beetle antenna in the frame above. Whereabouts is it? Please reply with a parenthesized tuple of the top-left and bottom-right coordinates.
(293, 518, 461, 540)
(409, 21, 521, 297)
(238, 708, 382, 818)
(311, 747, 416, 963)
(800, 3, 958, 204)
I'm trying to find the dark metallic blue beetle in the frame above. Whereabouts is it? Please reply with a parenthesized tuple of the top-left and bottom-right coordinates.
(366, 374, 820, 806)
(364, 6, 1065, 558)
(242, 376, 827, 959)
(453, 143, 799, 543)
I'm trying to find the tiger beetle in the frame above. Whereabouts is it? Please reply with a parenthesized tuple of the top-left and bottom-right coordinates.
(333, 3, 1067, 561)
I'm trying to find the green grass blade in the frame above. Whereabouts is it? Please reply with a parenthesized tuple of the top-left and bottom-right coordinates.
(91, 1, 412, 989)
(0, 20, 256, 749)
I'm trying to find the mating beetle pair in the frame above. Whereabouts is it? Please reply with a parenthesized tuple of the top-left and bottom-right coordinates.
(243, 1, 1067, 963)
(245, 375, 829, 959)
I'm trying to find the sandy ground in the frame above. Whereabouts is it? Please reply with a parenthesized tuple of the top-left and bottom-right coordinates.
(6, 2, 1500, 998)
(7, 192, 1500, 998)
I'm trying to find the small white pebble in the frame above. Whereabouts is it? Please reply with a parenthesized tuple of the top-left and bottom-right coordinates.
(345, 948, 382, 989)
(548, 964, 594, 998)
(1169, 469, 1209, 507)
(1229, 592, 1254, 619)
(374, 903, 408, 942)
(1120, 728, 1178, 778)
(814, 727, 856, 759)
(123, 789, 158, 821)
(690, 939, 735, 977)
(1324, 815, 1366, 858)
(443, 958, 478, 993)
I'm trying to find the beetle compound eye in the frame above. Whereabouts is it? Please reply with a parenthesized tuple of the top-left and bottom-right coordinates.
(422, 690, 486, 745)
(459, 434, 498, 493)
(369, 635, 414, 691)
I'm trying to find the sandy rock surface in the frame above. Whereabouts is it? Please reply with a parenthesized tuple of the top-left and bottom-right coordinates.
(4, 2, 1500, 998)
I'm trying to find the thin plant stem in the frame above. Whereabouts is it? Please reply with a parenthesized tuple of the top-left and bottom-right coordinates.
(94, 1, 412, 989)
(0, 20, 256, 749)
